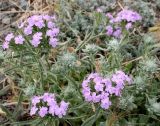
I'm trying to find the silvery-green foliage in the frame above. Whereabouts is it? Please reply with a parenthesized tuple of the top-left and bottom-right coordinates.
(146, 97, 160, 116)
(156, 0, 160, 9)
(143, 34, 155, 44)
(140, 58, 157, 72)
(119, 95, 137, 111)
(133, 76, 146, 91)
(137, 34, 156, 56)
(124, 0, 156, 27)
(24, 85, 35, 96)
(71, 11, 92, 33)
(98, 56, 110, 75)
(76, 0, 116, 12)
(107, 39, 120, 51)
(82, 44, 99, 53)
(51, 52, 78, 74)
(58, 52, 77, 67)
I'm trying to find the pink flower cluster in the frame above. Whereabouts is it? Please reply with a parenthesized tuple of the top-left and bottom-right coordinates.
(82, 70, 132, 110)
(2, 14, 59, 50)
(114, 9, 142, 23)
(30, 93, 69, 118)
(106, 9, 141, 38)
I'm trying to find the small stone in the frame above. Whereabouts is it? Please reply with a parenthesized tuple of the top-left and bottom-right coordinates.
(0, 14, 5, 20)
(2, 16, 10, 25)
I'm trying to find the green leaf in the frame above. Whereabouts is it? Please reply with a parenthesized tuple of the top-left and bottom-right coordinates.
(81, 107, 101, 126)
(10, 118, 41, 126)
(13, 91, 23, 118)
(64, 115, 87, 120)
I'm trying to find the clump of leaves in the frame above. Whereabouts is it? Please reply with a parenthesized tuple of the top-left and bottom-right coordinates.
(124, 0, 156, 27)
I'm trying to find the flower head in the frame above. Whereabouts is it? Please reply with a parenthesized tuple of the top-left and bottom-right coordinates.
(47, 21, 55, 29)
(126, 23, 132, 30)
(31, 96, 41, 105)
(106, 25, 113, 36)
(15, 35, 25, 44)
(82, 71, 132, 109)
(100, 97, 112, 109)
(30, 93, 69, 118)
(30, 106, 38, 116)
(113, 28, 121, 38)
(49, 38, 58, 47)
(5, 33, 14, 42)
(38, 107, 48, 117)
(116, 9, 142, 23)
(24, 26, 33, 35)
(2, 41, 9, 50)
(31, 32, 42, 47)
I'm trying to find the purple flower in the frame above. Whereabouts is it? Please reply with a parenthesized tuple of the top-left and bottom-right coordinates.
(27, 15, 41, 26)
(88, 73, 99, 80)
(30, 93, 69, 118)
(2, 41, 9, 49)
(113, 28, 121, 38)
(38, 107, 48, 117)
(106, 13, 113, 19)
(116, 9, 142, 23)
(31, 96, 41, 106)
(33, 32, 42, 40)
(54, 101, 69, 118)
(100, 92, 109, 100)
(125, 75, 132, 84)
(55, 108, 63, 118)
(126, 23, 132, 30)
(43, 15, 51, 21)
(24, 26, 33, 35)
(47, 21, 55, 29)
(35, 20, 45, 29)
(59, 101, 69, 116)
(14, 35, 25, 44)
(49, 38, 58, 47)
(82, 73, 102, 103)
(5, 33, 14, 42)
(95, 83, 104, 92)
(82, 71, 132, 110)
(106, 25, 113, 36)
(27, 17, 35, 27)
(105, 84, 115, 94)
(111, 70, 132, 90)
(100, 97, 111, 109)
(113, 87, 122, 96)
(60, 101, 69, 111)
(31, 32, 42, 47)
(46, 28, 59, 37)
(30, 106, 38, 116)
(92, 92, 101, 103)
(49, 105, 56, 116)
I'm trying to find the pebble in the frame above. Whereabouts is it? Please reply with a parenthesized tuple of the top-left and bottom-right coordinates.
(2, 16, 11, 25)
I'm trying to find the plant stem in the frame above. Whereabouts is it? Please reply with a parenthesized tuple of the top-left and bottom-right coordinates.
(75, 33, 105, 52)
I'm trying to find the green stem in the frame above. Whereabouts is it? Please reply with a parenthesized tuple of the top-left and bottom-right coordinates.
(75, 33, 105, 52)
(23, 35, 44, 91)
